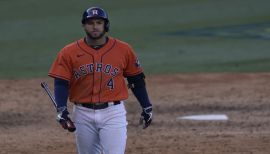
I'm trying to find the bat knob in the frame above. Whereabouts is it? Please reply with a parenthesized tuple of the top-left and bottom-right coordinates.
(67, 119, 76, 132)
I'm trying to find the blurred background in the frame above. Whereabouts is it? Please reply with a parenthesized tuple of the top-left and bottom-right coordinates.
(0, 0, 270, 79)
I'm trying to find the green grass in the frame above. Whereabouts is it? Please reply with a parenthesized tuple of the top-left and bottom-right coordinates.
(1, 0, 270, 79)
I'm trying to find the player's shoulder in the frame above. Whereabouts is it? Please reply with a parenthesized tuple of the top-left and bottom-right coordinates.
(111, 37, 133, 50)
(59, 39, 82, 54)
(62, 40, 79, 51)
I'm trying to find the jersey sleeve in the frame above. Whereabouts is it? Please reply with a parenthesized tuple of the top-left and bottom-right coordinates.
(123, 45, 143, 77)
(48, 48, 73, 81)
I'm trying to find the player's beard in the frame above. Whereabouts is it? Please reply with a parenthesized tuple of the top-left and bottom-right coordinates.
(86, 30, 106, 40)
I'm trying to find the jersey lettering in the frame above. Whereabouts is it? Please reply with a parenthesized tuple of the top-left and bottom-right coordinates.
(73, 63, 119, 79)
(87, 64, 94, 73)
(79, 65, 87, 76)
(111, 68, 119, 76)
(104, 64, 112, 74)
(96, 63, 103, 72)
(74, 70, 81, 79)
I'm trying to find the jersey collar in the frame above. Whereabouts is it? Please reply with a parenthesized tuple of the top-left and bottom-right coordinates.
(77, 36, 115, 55)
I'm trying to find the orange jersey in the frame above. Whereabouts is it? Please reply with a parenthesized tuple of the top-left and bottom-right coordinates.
(48, 37, 143, 103)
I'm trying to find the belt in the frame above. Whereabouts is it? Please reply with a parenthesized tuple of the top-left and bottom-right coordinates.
(75, 101, 121, 110)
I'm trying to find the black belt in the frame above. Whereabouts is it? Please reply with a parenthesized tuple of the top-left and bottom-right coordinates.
(75, 101, 121, 110)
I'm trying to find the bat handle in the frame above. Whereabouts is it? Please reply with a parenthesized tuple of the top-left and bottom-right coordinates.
(41, 82, 57, 108)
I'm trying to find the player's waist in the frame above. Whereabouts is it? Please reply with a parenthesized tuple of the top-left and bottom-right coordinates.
(74, 101, 121, 110)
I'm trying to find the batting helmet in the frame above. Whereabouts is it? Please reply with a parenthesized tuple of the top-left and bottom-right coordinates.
(81, 7, 110, 32)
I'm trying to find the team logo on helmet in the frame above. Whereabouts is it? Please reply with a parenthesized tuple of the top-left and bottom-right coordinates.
(92, 10, 98, 15)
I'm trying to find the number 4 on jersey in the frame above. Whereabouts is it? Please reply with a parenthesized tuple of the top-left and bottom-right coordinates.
(107, 78, 114, 90)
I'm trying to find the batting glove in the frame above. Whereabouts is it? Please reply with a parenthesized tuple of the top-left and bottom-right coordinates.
(56, 107, 76, 132)
(140, 106, 153, 129)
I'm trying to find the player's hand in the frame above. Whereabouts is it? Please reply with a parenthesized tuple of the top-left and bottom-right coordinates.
(56, 107, 76, 132)
(139, 106, 153, 129)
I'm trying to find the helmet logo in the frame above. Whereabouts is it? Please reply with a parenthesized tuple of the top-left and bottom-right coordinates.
(92, 10, 98, 15)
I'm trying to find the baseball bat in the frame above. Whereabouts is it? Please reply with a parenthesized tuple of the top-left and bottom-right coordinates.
(41, 82, 76, 132)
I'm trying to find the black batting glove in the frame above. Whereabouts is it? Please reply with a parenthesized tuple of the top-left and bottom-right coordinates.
(56, 107, 76, 132)
(56, 107, 70, 129)
(139, 106, 153, 129)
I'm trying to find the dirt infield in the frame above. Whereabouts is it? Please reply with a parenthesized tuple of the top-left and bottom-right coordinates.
(1, 73, 270, 154)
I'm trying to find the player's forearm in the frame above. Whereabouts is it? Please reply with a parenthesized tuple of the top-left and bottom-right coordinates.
(54, 78, 69, 111)
(127, 73, 152, 108)
(131, 86, 152, 108)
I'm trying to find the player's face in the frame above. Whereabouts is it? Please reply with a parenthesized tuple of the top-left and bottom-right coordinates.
(83, 18, 106, 40)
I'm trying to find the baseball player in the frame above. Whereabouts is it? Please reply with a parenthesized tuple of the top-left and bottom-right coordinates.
(48, 6, 153, 154)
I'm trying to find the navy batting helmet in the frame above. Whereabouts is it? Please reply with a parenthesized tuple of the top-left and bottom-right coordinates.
(81, 7, 110, 32)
